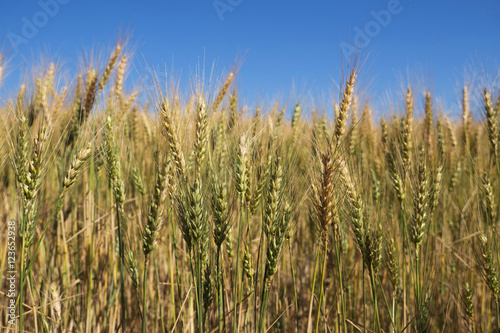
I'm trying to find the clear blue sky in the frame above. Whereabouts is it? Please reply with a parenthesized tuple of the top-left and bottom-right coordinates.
(1, 0, 500, 116)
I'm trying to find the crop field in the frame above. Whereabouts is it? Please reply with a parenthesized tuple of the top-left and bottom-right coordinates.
(0, 45, 500, 332)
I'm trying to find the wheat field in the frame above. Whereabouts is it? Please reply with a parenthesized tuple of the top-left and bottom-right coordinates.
(1, 44, 500, 333)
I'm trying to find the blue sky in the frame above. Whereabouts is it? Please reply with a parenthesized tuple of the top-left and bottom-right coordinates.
(1, 0, 500, 117)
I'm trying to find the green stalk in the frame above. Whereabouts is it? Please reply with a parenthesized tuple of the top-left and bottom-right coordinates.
(193, 161, 204, 332)
(400, 196, 409, 329)
(19, 235, 26, 333)
(254, 198, 266, 327)
(86, 161, 98, 333)
(116, 207, 126, 331)
(496, 299, 499, 333)
(377, 275, 396, 333)
(86, 244, 94, 332)
(392, 295, 397, 333)
(171, 210, 182, 303)
(169, 247, 177, 327)
(216, 247, 225, 333)
(415, 247, 421, 315)
(156, 258, 166, 333)
(307, 249, 320, 332)
(142, 259, 149, 333)
(258, 282, 270, 333)
(335, 242, 347, 333)
(363, 265, 366, 333)
(233, 200, 244, 332)
(369, 267, 381, 333)
(314, 240, 328, 333)
(195, 247, 204, 333)
(104, 190, 112, 333)
(74, 203, 81, 325)
(288, 242, 299, 333)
